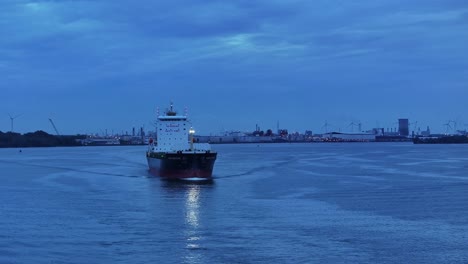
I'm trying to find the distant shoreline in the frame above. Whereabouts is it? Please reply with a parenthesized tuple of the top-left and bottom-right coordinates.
(0, 130, 85, 148)
(1, 140, 413, 149)
(0, 130, 414, 149)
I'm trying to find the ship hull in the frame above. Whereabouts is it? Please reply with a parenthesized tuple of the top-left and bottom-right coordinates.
(413, 135, 468, 144)
(147, 152, 217, 179)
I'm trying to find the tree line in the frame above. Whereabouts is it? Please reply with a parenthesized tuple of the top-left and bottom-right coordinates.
(0, 130, 86, 148)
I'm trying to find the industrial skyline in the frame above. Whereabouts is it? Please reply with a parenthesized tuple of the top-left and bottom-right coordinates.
(1, 114, 465, 137)
(1, 1, 467, 134)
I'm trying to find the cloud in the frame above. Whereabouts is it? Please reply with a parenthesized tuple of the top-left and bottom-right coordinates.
(0, 0, 467, 133)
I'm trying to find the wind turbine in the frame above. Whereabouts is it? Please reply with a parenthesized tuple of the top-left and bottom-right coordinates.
(8, 113, 22, 132)
(449, 120, 458, 131)
(443, 121, 452, 134)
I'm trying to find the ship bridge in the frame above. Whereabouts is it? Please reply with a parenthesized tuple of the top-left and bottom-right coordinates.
(158, 115, 187, 121)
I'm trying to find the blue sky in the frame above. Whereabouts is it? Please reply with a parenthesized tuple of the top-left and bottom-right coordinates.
(1, 0, 467, 135)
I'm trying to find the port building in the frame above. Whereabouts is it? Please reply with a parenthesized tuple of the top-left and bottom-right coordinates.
(399, 119, 409, 136)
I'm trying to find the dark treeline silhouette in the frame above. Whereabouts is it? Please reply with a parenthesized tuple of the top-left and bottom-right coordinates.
(0, 130, 86, 148)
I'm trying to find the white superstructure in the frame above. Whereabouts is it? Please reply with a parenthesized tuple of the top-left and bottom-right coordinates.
(151, 104, 211, 153)
(156, 114, 191, 152)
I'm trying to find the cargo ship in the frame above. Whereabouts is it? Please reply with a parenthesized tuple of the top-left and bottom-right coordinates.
(413, 135, 468, 144)
(146, 103, 217, 179)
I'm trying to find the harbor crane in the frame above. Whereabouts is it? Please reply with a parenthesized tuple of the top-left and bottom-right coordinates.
(348, 121, 362, 132)
(48, 118, 60, 135)
(348, 122, 358, 132)
(322, 121, 332, 133)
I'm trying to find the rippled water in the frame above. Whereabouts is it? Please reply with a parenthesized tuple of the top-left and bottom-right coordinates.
(1, 143, 467, 263)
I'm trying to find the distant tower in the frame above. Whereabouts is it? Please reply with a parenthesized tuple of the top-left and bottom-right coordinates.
(398, 119, 409, 136)
(132, 127, 135, 136)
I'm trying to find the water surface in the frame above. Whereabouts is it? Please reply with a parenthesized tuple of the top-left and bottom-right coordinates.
(1, 143, 467, 263)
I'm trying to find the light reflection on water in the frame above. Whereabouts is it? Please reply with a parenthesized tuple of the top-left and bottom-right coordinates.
(183, 183, 205, 263)
(159, 179, 214, 263)
(185, 185, 200, 228)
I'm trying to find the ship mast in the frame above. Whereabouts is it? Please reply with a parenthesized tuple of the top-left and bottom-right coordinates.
(166, 101, 177, 116)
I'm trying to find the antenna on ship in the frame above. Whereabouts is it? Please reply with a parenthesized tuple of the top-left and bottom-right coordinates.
(8, 113, 23, 133)
(166, 101, 177, 116)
